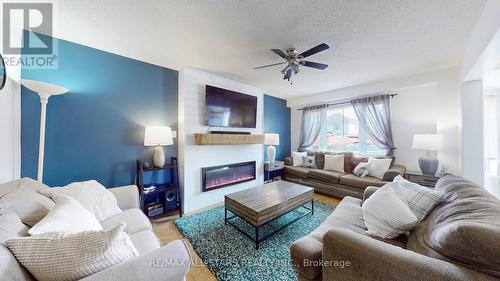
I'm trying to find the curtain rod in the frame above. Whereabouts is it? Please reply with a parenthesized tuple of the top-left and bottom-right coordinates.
(296, 93, 398, 111)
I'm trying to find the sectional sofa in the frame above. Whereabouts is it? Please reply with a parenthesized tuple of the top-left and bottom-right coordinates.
(284, 151, 406, 199)
(290, 175, 500, 281)
(0, 178, 191, 281)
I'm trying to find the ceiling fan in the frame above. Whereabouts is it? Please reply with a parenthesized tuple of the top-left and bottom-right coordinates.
(254, 43, 329, 83)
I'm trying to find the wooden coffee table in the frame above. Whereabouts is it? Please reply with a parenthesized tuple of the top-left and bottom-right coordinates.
(224, 181, 314, 249)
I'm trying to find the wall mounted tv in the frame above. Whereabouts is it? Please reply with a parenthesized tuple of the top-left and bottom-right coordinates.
(204, 85, 257, 128)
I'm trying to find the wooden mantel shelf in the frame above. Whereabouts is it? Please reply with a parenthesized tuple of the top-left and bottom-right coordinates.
(195, 133, 265, 145)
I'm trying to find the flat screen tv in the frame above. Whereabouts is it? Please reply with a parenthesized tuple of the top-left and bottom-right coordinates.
(204, 85, 257, 128)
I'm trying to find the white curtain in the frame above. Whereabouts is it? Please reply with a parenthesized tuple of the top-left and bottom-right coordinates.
(299, 105, 328, 149)
(351, 95, 396, 156)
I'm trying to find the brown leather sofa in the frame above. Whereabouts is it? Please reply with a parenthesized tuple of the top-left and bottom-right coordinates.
(283, 151, 406, 199)
(290, 175, 500, 281)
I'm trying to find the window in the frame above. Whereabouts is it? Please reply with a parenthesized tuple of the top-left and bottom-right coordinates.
(308, 105, 385, 156)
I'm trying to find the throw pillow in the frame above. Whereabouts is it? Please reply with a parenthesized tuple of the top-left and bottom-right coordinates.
(312, 152, 325, 169)
(392, 175, 444, 222)
(367, 157, 392, 179)
(0, 208, 29, 242)
(28, 196, 103, 236)
(302, 156, 316, 168)
(0, 177, 49, 197)
(342, 152, 355, 173)
(323, 154, 345, 173)
(353, 161, 371, 177)
(0, 178, 54, 226)
(431, 222, 500, 277)
(362, 183, 418, 239)
(40, 180, 122, 221)
(5, 223, 139, 281)
(291, 151, 307, 167)
(0, 191, 55, 227)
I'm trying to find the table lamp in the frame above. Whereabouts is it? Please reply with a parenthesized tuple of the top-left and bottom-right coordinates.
(264, 133, 280, 164)
(20, 79, 69, 182)
(144, 126, 173, 167)
(412, 134, 444, 176)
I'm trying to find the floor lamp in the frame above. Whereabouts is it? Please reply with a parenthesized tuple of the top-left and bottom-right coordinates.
(20, 79, 69, 182)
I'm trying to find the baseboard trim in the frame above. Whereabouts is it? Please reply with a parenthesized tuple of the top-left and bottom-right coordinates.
(184, 201, 224, 216)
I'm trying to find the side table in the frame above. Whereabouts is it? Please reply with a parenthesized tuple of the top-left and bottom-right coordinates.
(264, 161, 284, 183)
(404, 171, 441, 188)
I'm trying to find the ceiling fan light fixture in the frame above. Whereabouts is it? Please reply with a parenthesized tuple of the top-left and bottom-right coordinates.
(281, 65, 290, 75)
(254, 43, 330, 83)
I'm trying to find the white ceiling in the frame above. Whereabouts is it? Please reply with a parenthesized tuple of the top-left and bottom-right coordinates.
(53, 0, 487, 98)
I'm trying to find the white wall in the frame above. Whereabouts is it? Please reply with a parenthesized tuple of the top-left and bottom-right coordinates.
(178, 67, 264, 214)
(289, 67, 461, 175)
(0, 66, 21, 183)
(461, 0, 500, 191)
(461, 80, 484, 185)
(391, 84, 438, 172)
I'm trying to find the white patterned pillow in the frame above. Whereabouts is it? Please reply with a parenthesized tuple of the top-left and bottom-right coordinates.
(392, 175, 444, 222)
(301, 155, 316, 168)
(362, 183, 418, 239)
(28, 196, 103, 236)
(353, 161, 371, 177)
(5, 224, 138, 281)
(40, 180, 122, 221)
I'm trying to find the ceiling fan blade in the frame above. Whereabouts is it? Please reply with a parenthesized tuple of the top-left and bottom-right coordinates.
(299, 43, 330, 58)
(271, 49, 288, 59)
(283, 68, 293, 80)
(301, 61, 328, 70)
(254, 62, 286, 69)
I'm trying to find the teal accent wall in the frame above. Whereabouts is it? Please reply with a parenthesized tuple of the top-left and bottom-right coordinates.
(21, 34, 178, 187)
(264, 95, 291, 161)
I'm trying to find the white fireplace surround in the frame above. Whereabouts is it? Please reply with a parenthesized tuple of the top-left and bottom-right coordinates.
(178, 67, 264, 214)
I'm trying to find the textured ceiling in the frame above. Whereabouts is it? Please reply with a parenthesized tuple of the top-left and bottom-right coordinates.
(53, 0, 487, 98)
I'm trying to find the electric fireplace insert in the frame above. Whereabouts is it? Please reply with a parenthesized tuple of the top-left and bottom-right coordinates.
(202, 161, 256, 192)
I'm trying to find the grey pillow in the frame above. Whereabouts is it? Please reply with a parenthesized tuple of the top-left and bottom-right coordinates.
(407, 175, 500, 278)
(432, 222, 500, 277)
(0, 178, 49, 197)
(0, 178, 54, 226)
(0, 208, 28, 242)
(0, 191, 55, 227)
(302, 156, 316, 168)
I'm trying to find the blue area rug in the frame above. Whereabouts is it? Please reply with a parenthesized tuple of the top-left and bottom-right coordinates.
(175, 201, 336, 281)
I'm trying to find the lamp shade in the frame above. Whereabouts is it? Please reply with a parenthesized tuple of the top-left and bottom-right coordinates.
(20, 79, 69, 96)
(144, 126, 173, 146)
(264, 133, 280, 145)
(412, 134, 443, 151)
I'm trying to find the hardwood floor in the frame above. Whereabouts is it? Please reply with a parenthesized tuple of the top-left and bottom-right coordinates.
(152, 192, 341, 281)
